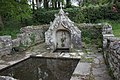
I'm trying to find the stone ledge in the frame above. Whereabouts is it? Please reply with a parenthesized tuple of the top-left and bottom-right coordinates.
(0, 25, 46, 55)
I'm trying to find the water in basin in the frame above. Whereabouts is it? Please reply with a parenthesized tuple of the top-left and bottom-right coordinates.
(0, 57, 79, 80)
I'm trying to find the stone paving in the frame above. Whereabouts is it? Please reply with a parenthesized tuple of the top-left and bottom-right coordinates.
(27, 43, 113, 80)
(0, 43, 113, 80)
(70, 50, 112, 80)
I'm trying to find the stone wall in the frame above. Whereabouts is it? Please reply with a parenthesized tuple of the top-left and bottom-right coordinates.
(0, 76, 17, 80)
(77, 23, 103, 48)
(0, 36, 12, 55)
(102, 24, 120, 80)
(0, 25, 48, 56)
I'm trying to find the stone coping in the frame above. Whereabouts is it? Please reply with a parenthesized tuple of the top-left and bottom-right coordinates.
(0, 55, 30, 72)
(31, 51, 82, 59)
(103, 34, 114, 37)
(30, 54, 81, 60)
(0, 52, 81, 72)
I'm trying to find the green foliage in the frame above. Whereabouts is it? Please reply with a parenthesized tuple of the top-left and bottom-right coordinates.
(78, 4, 120, 23)
(34, 9, 58, 24)
(77, 24, 102, 47)
(0, 23, 20, 39)
(30, 33, 35, 44)
(74, 9, 85, 23)
(34, 8, 79, 24)
(82, 0, 111, 6)
(100, 20, 120, 37)
(34, 4, 120, 24)
(18, 43, 28, 51)
(0, 0, 32, 25)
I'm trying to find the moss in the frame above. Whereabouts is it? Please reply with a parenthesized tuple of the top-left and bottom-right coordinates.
(29, 33, 35, 44)
(80, 55, 94, 63)
(107, 67, 115, 80)
(18, 43, 28, 51)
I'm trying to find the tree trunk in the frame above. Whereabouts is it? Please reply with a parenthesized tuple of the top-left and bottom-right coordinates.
(32, 0, 35, 14)
(58, 1, 60, 8)
(66, 0, 71, 8)
(0, 15, 4, 30)
(55, 0, 57, 9)
(44, 0, 49, 9)
(36, 0, 39, 9)
(36, 0, 42, 9)
(52, 0, 55, 8)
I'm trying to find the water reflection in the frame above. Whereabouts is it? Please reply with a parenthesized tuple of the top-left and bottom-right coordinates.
(0, 58, 79, 80)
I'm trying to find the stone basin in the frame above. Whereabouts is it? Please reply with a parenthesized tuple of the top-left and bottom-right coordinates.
(0, 57, 79, 80)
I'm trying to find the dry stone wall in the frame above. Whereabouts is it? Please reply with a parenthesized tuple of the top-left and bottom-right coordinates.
(102, 24, 120, 80)
(0, 25, 48, 56)
(0, 76, 17, 80)
(0, 36, 12, 55)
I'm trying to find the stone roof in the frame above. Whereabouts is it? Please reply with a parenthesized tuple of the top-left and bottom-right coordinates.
(45, 8, 81, 51)
(49, 8, 81, 34)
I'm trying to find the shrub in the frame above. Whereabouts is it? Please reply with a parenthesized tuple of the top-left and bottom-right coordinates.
(77, 4, 120, 23)
(34, 4, 120, 24)
(34, 8, 79, 24)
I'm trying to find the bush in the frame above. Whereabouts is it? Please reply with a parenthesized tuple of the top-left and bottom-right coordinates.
(77, 24, 103, 47)
(34, 4, 120, 24)
(34, 8, 79, 24)
(76, 4, 120, 23)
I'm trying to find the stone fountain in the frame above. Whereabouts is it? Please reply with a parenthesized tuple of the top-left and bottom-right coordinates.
(45, 8, 81, 52)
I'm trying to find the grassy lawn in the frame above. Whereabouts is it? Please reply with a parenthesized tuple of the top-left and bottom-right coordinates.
(104, 20, 120, 37)
(112, 24, 120, 37)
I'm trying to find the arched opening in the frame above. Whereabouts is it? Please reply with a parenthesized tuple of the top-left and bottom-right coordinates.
(56, 29, 71, 51)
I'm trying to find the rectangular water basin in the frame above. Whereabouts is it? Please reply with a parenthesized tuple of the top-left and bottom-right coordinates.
(0, 57, 79, 80)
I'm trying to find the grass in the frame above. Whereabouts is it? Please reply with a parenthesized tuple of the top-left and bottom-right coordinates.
(0, 25, 21, 39)
(100, 20, 120, 37)
(109, 21, 120, 37)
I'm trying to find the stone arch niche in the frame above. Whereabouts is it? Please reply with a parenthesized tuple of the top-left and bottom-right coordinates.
(56, 29, 71, 49)
(45, 8, 82, 52)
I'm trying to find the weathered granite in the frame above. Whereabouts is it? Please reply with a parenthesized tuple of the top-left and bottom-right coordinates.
(0, 36, 12, 49)
(104, 39, 120, 80)
(102, 23, 113, 34)
(102, 23, 114, 49)
(0, 76, 17, 80)
(0, 25, 48, 55)
(18, 26, 45, 47)
(45, 8, 81, 51)
(17, 33, 32, 47)
(102, 24, 120, 80)
(12, 38, 21, 47)
(0, 36, 12, 55)
(20, 26, 45, 44)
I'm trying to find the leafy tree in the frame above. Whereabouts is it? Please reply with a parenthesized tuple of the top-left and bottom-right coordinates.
(0, 0, 31, 29)
(0, 0, 15, 29)
(81, 0, 111, 6)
